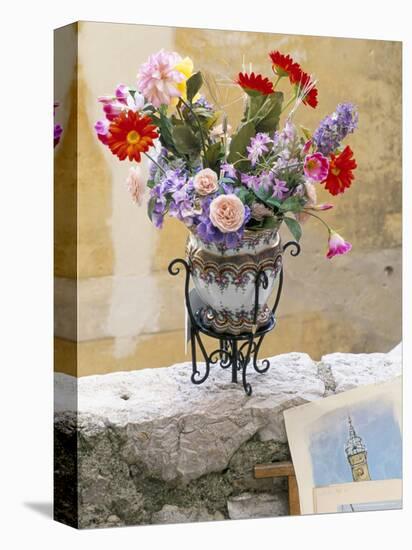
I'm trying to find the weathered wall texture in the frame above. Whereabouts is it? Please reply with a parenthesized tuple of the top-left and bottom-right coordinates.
(54, 350, 401, 528)
(54, 23, 402, 377)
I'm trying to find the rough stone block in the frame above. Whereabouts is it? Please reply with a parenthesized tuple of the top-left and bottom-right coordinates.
(54, 348, 401, 527)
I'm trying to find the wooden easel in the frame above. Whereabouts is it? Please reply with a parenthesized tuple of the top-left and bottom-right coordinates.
(254, 461, 301, 515)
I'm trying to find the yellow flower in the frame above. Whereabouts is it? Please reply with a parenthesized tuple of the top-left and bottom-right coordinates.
(174, 57, 199, 102)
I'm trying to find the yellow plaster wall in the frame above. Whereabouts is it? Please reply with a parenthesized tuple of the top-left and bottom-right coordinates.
(54, 23, 401, 377)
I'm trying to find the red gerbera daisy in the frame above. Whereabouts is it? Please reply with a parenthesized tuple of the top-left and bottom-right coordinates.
(290, 68, 318, 109)
(322, 146, 357, 196)
(107, 110, 158, 162)
(269, 50, 301, 79)
(236, 72, 274, 96)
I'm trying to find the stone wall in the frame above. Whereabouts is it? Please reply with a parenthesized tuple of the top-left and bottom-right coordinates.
(54, 349, 401, 528)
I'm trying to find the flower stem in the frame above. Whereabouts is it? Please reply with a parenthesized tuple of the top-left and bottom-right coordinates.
(144, 152, 166, 175)
(281, 93, 297, 114)
(273, 75, 282, 89)
(302, 210, 333, 233)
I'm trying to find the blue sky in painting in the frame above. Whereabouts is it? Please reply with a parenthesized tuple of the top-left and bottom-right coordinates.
(309, 399, 402, 487)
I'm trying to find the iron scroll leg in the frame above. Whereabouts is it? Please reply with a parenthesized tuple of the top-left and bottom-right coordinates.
(168, 243, 300, 396)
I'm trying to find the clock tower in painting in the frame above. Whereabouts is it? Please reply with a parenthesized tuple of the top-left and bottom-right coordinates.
(345, 416, 371, 482)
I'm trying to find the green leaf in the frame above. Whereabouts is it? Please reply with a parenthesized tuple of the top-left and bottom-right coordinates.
(157, 111, 178, 155)
(261, 216, 282, 230)
(205, 142, 224, 172)
(186, 71, 203, 103)
(253, 186, 271, 204)
(252, 186, 280, 210)
(246, 216, 282, 231)
(147, 196, 156, 222)
(279, 196, 305, 213)
(248, 95, 266, 118)
(265, 196, 282, 209)
(146, 179, 155, 189)
(227, 121, 255, 169)
(172, 125, 201, 156)
(255, 91, 283, 133)
(283, 216, 302, 242)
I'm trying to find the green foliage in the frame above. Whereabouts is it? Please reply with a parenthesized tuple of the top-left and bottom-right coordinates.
(283, 216, 302, 242)
(247, 95, 266, 120)
(246, 215, 282, 232)
(157, 111, 178, 155)
(146, 179, 155, 189)
(147, 196, 156, 222)
(204, 142, 224, 172)
(275, 166, 305, 191)
(172, 125, 201, 156)
(253, 186, 280, 211)
(261, 216, 282, 230)
(186, 71, 203, 103)
(255, 92, 283, 133)
(227, 121, 255, 170)
(279, 196, 305, 213)
(236, 187, 255, 206)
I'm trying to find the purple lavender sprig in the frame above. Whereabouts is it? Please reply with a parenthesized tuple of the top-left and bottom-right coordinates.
(313, 103, 358, 156)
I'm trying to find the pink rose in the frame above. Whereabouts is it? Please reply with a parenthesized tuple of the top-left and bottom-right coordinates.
(126, 166, 146, 205)
(209, 194, 245, 233)
(193, 168, 219, 196)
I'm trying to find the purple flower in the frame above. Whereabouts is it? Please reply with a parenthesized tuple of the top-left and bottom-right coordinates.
(151, 195, 167, 228)
(194, 95, 213, 110)
(149, 147, 169, 179)
(220, 162, 237, 178)
(222, 182, 235, 194)
(313, 103, 358, 156)
(240, 173, 259, 189)
(247, 133, 272, 166)
(272, 178, 289, 199)
(273, 120, 296, 148)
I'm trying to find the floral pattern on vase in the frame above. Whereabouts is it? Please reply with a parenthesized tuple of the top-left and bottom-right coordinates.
(186, 228, 283, 335)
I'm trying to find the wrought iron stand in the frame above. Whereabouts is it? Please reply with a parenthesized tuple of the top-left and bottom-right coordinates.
(168, 241, 300, 396)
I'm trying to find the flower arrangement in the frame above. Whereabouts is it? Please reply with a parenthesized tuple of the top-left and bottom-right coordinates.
(95, 49, 358, 258)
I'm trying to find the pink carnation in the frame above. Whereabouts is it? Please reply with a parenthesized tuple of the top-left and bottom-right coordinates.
(209, 194, 245, 233)
(193, 168, 219, 196)
(137, 49, 184, 108)
(126, 166, 146, 206)
(326, 231, 352, 259)
(304, 152, 329, 182)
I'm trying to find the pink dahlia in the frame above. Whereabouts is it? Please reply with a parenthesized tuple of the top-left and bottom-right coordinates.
(326, 231, 352, 259)
(137, 49, 184, 108)
(304, 152, 329, 182)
